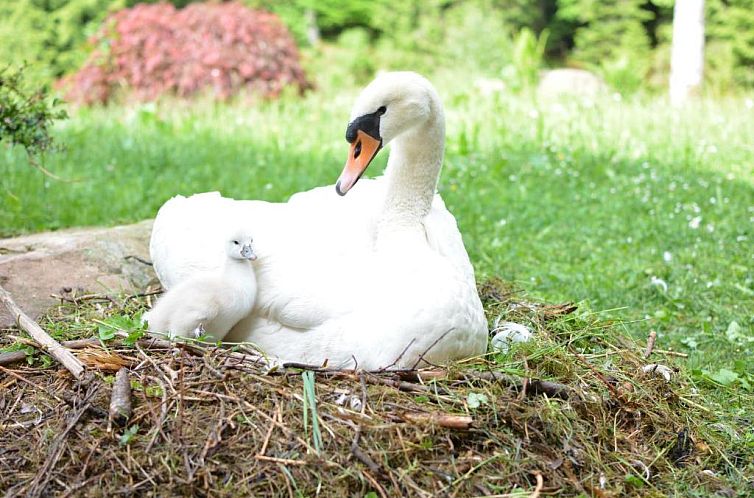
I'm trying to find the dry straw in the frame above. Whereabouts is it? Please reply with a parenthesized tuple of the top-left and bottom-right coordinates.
(0, 279, 741, 496)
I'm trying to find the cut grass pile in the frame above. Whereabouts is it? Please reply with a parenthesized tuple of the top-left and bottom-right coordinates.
(0, 279, 750, 496)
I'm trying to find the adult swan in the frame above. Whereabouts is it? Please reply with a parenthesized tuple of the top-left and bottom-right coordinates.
(149, 72, 488, 369)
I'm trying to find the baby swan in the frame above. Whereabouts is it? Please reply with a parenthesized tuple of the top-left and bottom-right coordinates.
(143, 230, 257, 342)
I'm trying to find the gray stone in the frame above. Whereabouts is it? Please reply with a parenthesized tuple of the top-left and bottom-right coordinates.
(537, 68, 609, 98)
(0, 220, 156, 328)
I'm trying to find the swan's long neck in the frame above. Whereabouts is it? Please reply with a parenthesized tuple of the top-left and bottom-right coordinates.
(377, 100, 445, 242)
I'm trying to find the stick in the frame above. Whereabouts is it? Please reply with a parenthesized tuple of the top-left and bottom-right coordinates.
(0, 350, 27, 366)
(643, 330, 657, 359)
(255, 455, 307, 466)
(398, 411, 473, 430)
(467, 371, 571, 399)
(529, 472, 544, 498)
(0, 285, 85, 379)
(109, 367, 132, 427)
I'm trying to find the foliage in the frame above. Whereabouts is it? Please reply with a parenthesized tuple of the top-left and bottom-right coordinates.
(706, 0, 754, 90)
(502, 28, 550, 92)
(557, 0, 653, 91)
(0, 0, 124, 85)
(0, 66, 68, 161)
(61, 2, 311, 104)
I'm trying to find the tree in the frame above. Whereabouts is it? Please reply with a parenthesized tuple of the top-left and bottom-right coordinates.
(669, 0, 705, 105)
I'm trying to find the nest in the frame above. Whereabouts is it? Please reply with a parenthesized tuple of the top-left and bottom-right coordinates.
(0, 279, 743, 497)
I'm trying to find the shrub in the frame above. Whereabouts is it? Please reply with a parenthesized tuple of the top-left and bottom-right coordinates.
(61, 2, 311, 104)
(0, 65, 67, 161)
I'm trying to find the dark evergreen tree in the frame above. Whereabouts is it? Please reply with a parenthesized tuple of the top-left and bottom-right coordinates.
(556, 0, 654, 66)
(707, 0, 754, 88)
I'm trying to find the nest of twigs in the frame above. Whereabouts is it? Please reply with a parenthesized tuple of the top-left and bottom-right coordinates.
(0, 279, 742, 497)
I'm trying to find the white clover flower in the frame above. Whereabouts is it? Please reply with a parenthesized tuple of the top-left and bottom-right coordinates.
(650, 276, 668, 293)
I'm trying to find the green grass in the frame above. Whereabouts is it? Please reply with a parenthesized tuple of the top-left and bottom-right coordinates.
(2, 85, 753, 449)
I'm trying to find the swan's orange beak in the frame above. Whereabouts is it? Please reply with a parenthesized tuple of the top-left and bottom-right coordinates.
(336, 130, 382, 196)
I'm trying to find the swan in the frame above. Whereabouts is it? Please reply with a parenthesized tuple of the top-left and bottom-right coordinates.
(149, 71, 488, 369)
(144, 229, 257, 342)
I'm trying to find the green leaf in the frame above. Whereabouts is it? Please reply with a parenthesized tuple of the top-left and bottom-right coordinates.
(624, 474, 644, 488)
(123, 328, 145, 347)
(98, 324, 116, 342)
(708, 368, 739, 386)
(119, 425, 139, 447)
(680, 337, 698, 350)
(466, 392, 489, 409)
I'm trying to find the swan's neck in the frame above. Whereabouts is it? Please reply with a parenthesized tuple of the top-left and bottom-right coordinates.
(377, 106, 444, 241)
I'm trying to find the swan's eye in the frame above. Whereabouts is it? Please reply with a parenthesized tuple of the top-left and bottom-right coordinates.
(377, 106, 387, 115)
(353, 140, 362, 159)
(233, 240, 239, 245)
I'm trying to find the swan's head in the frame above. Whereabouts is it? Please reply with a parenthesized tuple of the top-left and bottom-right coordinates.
(225, 230, 256, 261)
(336, 71, 437, 196)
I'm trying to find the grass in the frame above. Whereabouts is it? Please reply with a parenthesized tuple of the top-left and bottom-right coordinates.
(1, 80, 752, 493)
(2, 86, 751, 365)
(0, 282, 749, 496)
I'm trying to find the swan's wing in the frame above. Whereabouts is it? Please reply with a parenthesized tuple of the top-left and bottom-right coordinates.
(149, 189, 370, 333)
(425, 194, 478, 282)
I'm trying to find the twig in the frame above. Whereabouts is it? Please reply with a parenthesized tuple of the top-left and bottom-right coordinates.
(643, 330, 657, 359)
(25, 384, 99, 497)
(362, 469, 388, 498)
(0, 365, 66, 404)
(410, 328, 454, 370)
(398, 411, 473, 430)
(144, 376, 170, 452)
(255, 455, 307, 466)
(0, 284, 85, 379)
(0, 350, 27, 366)
(653, 349, 688, 358)
(258, 404, 280, 457)
(461, 371, 571, 399)
(529, 472, 544, 498)
(379, 338, 416, 372)
(350, 372, 383, 475)
(109, 367, 132, 427)
(124, 255, 153, 266)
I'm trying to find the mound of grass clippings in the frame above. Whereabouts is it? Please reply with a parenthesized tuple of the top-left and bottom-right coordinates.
(0, 279, 750, 497)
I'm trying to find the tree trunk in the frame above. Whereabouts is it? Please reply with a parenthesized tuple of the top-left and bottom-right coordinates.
(670, 0, 705, 106)
(305, 9, 320, 46)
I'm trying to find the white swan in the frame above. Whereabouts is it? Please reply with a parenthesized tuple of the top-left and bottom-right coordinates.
(150, 71, 488, 369)
(144, 229, 257, 342)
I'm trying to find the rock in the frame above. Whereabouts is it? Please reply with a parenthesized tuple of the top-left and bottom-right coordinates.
(0, 220, 156, 328)
(537, 68, 608, 98)
(490, 321, 533, 353)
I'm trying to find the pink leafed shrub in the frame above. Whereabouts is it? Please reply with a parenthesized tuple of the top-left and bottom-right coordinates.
(61, 2, 311, 104)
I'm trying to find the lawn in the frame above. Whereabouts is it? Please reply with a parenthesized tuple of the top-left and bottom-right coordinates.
(2, 86, 751, 367)
(1, 83, 753, 492)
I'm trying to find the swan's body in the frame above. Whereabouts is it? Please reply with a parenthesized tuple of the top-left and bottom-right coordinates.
(144, 232, 257, 341)
(150, 72, 488, 369)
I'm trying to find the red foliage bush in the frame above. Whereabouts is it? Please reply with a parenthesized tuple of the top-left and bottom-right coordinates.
(61, 2, 311, 104)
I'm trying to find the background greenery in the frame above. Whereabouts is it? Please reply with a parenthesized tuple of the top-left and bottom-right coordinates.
(3, 0, 754, 94)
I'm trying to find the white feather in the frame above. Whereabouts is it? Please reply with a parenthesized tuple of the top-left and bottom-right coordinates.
(149, 72, 488, 369)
